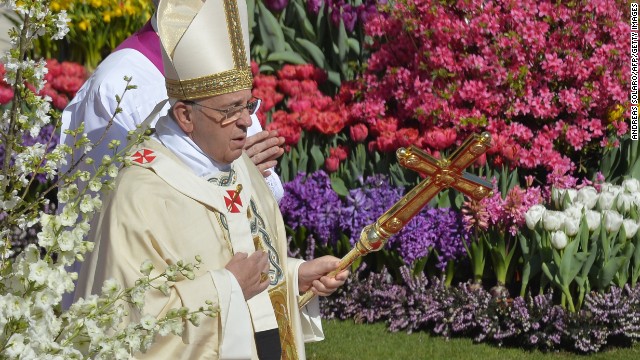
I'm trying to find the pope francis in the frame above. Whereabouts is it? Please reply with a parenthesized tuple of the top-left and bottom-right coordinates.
(73, 0, 348, 359)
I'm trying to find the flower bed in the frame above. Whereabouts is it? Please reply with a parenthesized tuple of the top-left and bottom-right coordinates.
(321, 265, 640, 353)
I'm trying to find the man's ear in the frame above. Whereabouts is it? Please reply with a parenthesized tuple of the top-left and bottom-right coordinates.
(172, 101, 194, 134)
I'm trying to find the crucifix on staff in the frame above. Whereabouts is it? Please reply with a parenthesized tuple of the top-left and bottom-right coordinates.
(299, 132, 494, 308)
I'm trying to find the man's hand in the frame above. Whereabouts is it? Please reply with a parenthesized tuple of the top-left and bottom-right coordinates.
(298, 256, 349, 296)
(225, 251, 270, 300)
(244, 130, 285, 177)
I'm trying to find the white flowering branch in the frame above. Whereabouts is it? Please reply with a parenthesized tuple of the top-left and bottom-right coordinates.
(0, 1, 218, 358)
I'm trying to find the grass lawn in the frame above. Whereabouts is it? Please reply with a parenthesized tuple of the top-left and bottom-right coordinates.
(305, 320, 640, 360)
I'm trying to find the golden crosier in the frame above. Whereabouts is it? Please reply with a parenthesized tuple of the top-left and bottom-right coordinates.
(298, 132, 494, 308)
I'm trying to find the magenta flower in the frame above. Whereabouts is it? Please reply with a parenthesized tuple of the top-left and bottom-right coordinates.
(264, 0, 288, 13)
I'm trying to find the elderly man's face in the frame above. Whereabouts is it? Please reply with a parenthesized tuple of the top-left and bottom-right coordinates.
(176, 89, 254, 164)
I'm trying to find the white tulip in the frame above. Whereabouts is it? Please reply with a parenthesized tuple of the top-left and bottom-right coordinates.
(575, 186, 598, 209)
(585, 210, 602, 232)
(552, 188, 576, 209)
(600, 183, 614, 192)
(551, 231, 568, 250)
(603, 210, 624, 233)
(598, 191, 616, 210)
(622, 219, 640, 239)
(563, 216, 580, 237)
(543, 210, 566, 232)
(616, 193, 634, 214)
(601, 183, 623, 195)
(564, 204, 584, 220)
(551, 187, 563, 208)
(632, 192, 640, 208)
(622, 178, 640, 193)
(525, 204, 546, 230)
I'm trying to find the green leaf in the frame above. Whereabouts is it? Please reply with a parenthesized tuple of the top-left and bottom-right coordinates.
(616, 242, 635, 287)
(436, 190, 451, 208)
(330, 176, 349, 197)
(266, 51, 307, 64)
(347, 38, 361, 55)
(309, 144, 325, 169)
(280, 152, 291, 182)
(257, 2, 286, 52)
(412, 256, 429, 277)
(595, 256, 626, 290)
(258, 64, 276, 73)
(282, 26, 297, 42)
(558, 240, 586, 286)
(327, 70, 342, 87)
(295, 38, 327, 68)
(292, 1, 316, 40)
(541, 262, 554, 282)
(246, 0, 256, 30)
(337, 19, 348, 64)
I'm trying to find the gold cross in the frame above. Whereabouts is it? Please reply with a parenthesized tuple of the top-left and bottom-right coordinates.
(299, 132, 493, 308)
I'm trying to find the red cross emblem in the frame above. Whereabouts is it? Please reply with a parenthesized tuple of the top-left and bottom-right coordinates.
(131, 149, 156, 164)
(224, 188, 243, 213)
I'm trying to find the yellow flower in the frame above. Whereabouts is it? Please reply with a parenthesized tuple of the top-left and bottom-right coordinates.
(90, 0, 103, 8)
(77, 19, 90, 32)
(607, 104, 625, 123)
(50, 1, 62, 11)
(124, 4, 136, 16)
(103, 13, 111, 23)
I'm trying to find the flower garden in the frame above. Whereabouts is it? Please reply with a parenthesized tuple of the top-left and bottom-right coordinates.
(0, 0, 637, 357)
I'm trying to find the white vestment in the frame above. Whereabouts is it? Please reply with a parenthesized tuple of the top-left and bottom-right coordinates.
(75, 138, 322, 359)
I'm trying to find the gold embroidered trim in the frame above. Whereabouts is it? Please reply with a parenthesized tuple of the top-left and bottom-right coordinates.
(166, 0, 253, 100)
(213, 212, 234, 255)
(223, 0, 249, 70)
(206, 167, 238, 186)
(166, 69, 253, 100)
(269, 281, 299, 360)
(249, 199, 283, 285)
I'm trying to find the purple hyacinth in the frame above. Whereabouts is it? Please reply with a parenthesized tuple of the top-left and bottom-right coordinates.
(391, 208, 468, 268)
(339, 174, 402, 246)
(279, 170, 342, 247)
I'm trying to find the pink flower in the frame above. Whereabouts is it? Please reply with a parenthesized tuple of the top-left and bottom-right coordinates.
(324, 156, 340, 173)
(349, 123, 368, 142)
(329, 146, 348, 161)
(0, 86, 13, 104)
(421, 128, 457, 150)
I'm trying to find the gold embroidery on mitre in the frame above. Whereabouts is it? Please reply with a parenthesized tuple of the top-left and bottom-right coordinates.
(165, 0, 253, 100)
(269, 281, 299, 360)
(165, 68, 253, 100)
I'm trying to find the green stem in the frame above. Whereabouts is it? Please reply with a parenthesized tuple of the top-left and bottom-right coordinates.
(444, 260, 455, 287)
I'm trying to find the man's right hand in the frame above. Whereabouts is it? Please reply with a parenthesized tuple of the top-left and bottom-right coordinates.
(243, 130, 285, 177)
(225, 251, 270, 300)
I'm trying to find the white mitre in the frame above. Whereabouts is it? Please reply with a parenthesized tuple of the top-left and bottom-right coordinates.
(156, 0, 253, 100)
